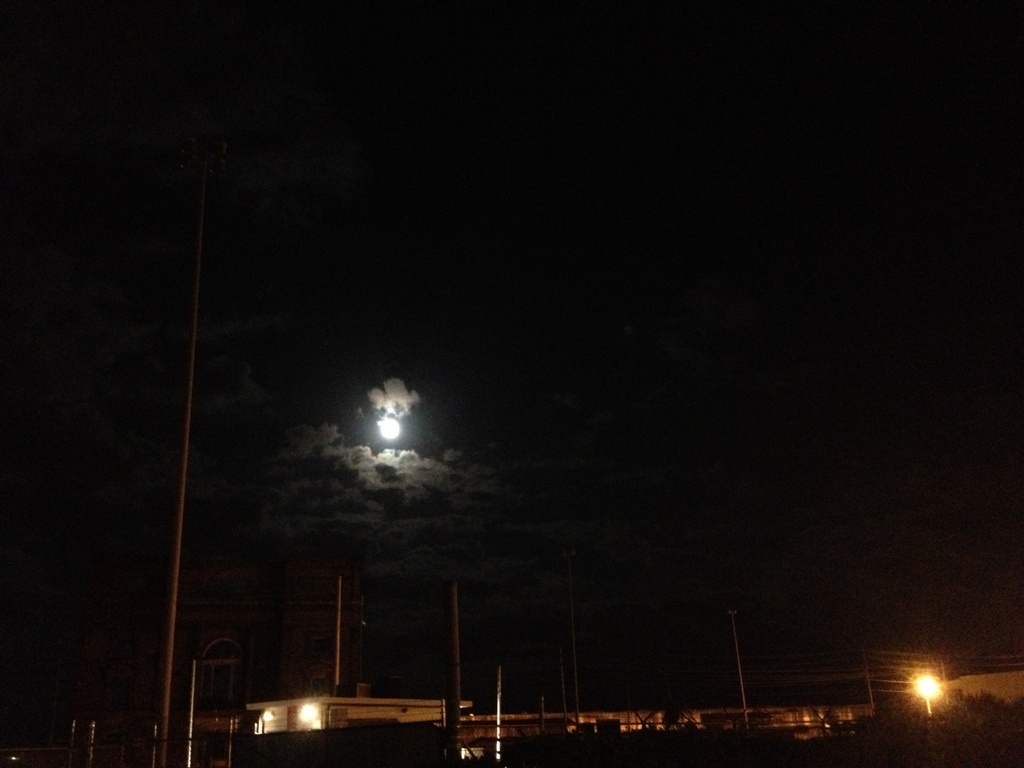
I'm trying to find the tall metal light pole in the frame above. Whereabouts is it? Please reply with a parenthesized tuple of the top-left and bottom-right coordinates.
(728, 609, 749, 729)
(564, 549, 581, 728)
(157, 138, 225, 768)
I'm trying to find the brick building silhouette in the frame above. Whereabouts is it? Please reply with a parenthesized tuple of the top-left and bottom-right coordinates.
(70, 556, 363, 756)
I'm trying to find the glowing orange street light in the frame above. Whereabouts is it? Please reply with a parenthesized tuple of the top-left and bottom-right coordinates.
(915, 674, 940, 715)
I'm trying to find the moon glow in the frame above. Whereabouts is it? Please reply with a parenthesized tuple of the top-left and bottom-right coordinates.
(378, 417, 400, 440)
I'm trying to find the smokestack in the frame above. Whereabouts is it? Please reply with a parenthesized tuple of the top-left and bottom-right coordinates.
(444, 580, 461, 764)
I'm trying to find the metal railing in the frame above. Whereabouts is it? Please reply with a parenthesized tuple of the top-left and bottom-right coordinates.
(0, 734, 231, 768)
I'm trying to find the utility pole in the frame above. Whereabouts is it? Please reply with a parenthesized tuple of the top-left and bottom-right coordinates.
(157, 138, 225, 768)
(728, 610, 749, 729)
(559, 646, 568, 732)
(564, 549, 581, 729)
(444, 581, 462, 764)
(334, 575, 344, 695)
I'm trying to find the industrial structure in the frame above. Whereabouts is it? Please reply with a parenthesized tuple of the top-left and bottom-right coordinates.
(70, 557, 364, 766)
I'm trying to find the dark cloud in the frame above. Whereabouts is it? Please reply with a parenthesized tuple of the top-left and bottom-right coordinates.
(268, 420, 502, 520)
(198, 356, 272, 414)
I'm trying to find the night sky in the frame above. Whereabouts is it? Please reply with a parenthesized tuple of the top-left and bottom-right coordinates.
(3, 1, 1024, 743)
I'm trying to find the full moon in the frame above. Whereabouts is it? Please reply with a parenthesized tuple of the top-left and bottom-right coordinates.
(378, 417, 400, 440)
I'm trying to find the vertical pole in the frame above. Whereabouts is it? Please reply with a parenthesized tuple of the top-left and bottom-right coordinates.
(50, 678, 59, 746)
(86, 721, 95, 768)
(558, 646, 568, 732)
(187, 659, 197, 768)
(728, 610, 749, 729)
(862, 651, 875, 716)
(334, 575, 344, 695)
(67, 720, 76, 768)
(226, 716, 235, 768)
(495, 665, 502, 764)
(158, 146, 211, 768)
(564, 549, 581, 728)
(626, 678, 632, 732)
(444, 581, 461, 764)
(358, 594, 365, 683)
(538, 695, 545, 735)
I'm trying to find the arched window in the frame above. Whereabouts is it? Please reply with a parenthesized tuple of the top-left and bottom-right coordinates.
(199, 639, 243, 707)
